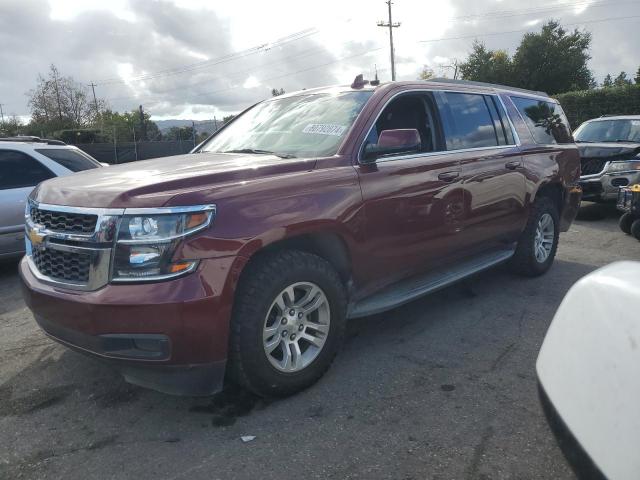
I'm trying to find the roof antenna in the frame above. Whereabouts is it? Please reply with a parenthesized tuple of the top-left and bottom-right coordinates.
(351, 74, 367, 89)
(370, 65, 380, 86)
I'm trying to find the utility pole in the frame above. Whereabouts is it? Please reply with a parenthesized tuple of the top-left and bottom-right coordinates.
(52, 66, 63, 121)
(138, 105, 147, 141)
(443, 59, 459, 79)
(0, 103, 4, 127)
(88, 82, 99, 115)
(213, 116, 218, 132)
(377, 1, 401, 81)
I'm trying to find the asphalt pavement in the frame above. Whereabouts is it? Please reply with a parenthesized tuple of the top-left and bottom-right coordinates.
(1, 202, 637, 480)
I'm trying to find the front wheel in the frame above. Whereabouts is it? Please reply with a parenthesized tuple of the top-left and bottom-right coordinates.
(228, 250, 346, 397)
(619, 212, 635, 235)
(510, 197, 560, 277)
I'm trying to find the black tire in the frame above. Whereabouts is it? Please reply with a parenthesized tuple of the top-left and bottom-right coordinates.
(228, 250, 347, 397)
(619, 212, 635, 235)
(631, 219, 640, 241)
(510, 197, 560, 277)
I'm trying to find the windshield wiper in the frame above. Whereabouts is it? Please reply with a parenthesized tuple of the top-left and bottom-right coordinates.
(222, 148, 296, 159)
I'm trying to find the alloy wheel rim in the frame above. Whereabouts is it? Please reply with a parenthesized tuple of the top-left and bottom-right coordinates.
(534, 213, 555, 263)
(262, 282, 330, 373)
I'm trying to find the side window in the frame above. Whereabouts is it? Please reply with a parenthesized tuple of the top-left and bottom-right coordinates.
(485, 96, 515, 146)
(364, 92, 441, 156)
(437, 92, 500, 150)
(511, 96, 572, 144)
(0, 150, 54, 190)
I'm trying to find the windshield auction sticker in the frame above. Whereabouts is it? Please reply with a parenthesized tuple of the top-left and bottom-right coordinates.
(302, 124, 347, 136)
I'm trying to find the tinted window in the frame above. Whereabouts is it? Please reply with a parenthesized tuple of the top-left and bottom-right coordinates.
(439, 92, 500, 150)
(0, 150, 54, 190)
(486, 96, 515, 145)
(511, 97, 572, 144)
(35, 148, 101, 172)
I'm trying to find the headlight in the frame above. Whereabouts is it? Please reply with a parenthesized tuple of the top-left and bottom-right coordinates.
(111, 205, 215, 282)
(607, 160, 640, 173)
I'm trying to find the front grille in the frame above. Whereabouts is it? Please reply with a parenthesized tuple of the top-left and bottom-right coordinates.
(30, 207, 97, 234)
(32, 248, 91, 283)
(581, 158, 608, 176)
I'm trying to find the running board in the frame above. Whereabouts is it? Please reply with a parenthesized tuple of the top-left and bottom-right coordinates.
(347, 249, 515, 319)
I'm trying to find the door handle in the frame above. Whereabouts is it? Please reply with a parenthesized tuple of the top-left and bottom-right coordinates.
(438, 171, 460, 182)
(505, 160, 521, 170)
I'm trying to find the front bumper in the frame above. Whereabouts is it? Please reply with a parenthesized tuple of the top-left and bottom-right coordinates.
(20, 255, 245, 396)
(579, 171, 640, 201)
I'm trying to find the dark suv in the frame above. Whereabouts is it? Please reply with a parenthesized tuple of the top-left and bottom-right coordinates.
(20, 78, 581, 397)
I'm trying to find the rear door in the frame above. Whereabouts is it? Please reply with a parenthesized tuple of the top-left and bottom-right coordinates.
(435, 91, 526, 254)
(0, 150, 54, 256)
(355, 90, 465, 294)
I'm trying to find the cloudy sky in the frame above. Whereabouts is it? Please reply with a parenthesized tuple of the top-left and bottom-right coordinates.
(0, 0, 638, 121)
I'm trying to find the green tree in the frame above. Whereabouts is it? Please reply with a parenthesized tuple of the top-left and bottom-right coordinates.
(511, 21, 594, 94)
(418, 66, 435, 80)
(602, 74, 613, 87)
(271, 88, 285, 97)
(613, 71, 632, 87)
(99, 109, 160, 142)
(222, 114, 236, 124)
(635, 66, 640, 85)
(0, 115, 24, 136)
(164, 126, 195, 141)
(459, 41, 513, 85)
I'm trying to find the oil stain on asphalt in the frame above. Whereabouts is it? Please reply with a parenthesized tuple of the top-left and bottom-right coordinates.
(189, 385, 269, 427)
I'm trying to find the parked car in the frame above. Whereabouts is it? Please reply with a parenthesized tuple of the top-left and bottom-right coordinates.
(537, 261, 640, 480)
(0, 137, 103, 260)
(574, 115, 640, 202)
(19, 77, 582, 397)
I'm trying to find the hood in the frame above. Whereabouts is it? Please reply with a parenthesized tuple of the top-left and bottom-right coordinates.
(577, 142, 640, 161)
(33, 152, 316, 208)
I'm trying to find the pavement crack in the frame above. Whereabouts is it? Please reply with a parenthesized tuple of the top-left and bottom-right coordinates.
(466, 424, 494, 479)
(489, 342, 516, 372)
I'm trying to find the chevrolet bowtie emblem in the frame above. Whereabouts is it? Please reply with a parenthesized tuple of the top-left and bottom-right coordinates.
(29, 229, 46, 247)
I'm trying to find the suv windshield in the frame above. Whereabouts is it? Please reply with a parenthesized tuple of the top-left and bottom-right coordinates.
(574, 119, 640, 143)
(200, 91, 373, 158)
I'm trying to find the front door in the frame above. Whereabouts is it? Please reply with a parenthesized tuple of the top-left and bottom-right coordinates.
(354, 91, 464, 296)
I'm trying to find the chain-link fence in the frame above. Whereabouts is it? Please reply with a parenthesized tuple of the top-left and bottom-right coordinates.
(76, 140, 195, 164)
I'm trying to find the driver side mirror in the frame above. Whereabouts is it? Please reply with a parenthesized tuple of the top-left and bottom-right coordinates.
(363, 128, 421, 162)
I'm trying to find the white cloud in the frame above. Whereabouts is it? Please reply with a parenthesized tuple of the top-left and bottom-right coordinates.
(0, 0, 637, 120)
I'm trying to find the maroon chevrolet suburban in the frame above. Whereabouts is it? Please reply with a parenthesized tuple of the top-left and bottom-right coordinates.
(20, 77, 581, 397)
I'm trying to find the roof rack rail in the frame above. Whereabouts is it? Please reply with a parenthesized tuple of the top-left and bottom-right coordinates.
(0, 136, 66, 146)
(427, 77, 548, 97)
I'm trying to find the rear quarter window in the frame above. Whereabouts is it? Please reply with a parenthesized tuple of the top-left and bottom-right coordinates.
(511, 97, 572, 145)
(35, 148, 101, 172)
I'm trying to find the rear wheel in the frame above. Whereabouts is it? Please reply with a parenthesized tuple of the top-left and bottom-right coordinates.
(619, 213, 635, 235)
(631, 220, 640, 241)
(228, 250, 346, 397)
(510, 197, 560, 277)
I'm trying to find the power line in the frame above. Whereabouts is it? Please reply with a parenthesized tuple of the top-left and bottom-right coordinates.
(419, 13, 640, 43)
(94, 28, 320, 86)
(449, 0, 635, 22)
(110, 13, 640, 108)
